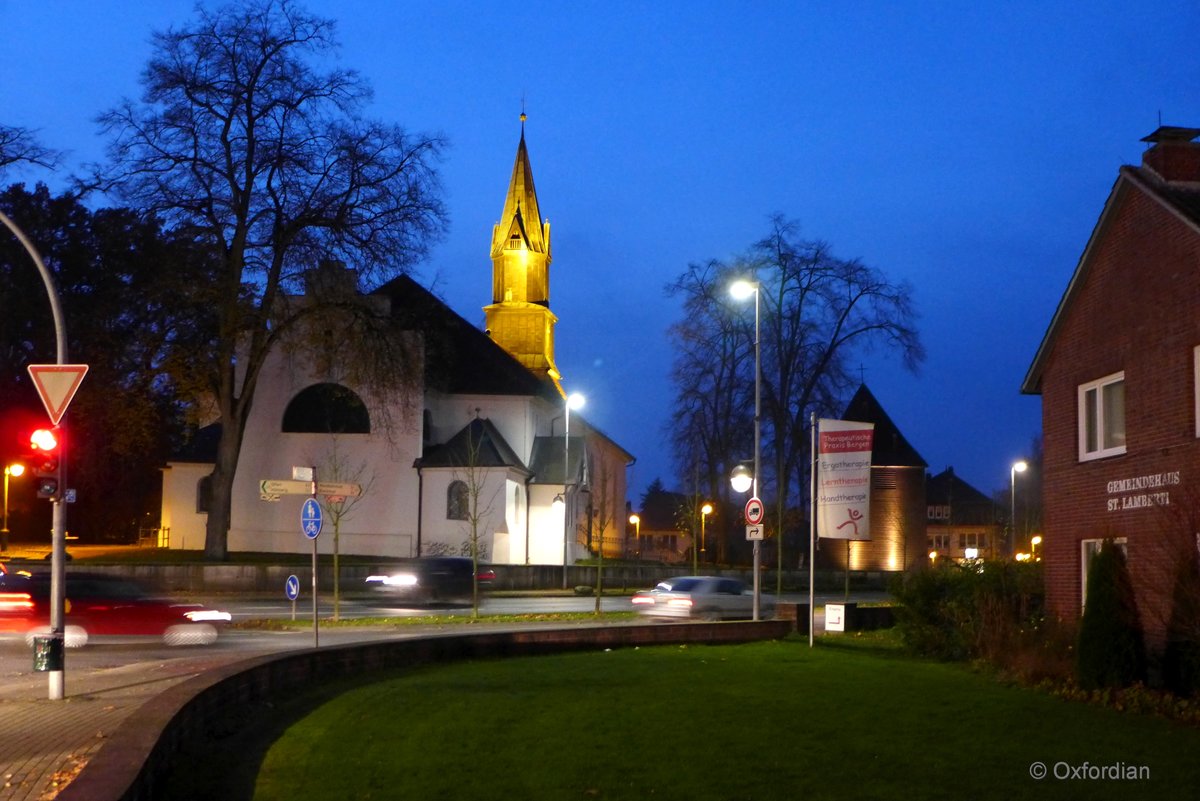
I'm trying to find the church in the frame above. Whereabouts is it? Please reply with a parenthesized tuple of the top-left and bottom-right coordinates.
(159, 117, 636, 565)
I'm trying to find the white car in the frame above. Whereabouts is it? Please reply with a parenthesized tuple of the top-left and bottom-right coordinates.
(631, 576, 772, 620)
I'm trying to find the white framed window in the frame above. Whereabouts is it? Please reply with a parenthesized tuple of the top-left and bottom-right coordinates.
(1080, 537, 1127, 609)
(1078, 372, 1126, 461)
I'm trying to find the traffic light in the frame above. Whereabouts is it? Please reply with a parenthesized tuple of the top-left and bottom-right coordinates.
(28, 428, 60, 500)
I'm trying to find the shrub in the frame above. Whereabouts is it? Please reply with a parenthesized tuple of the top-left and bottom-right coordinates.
(1164, 550, 1200, 697)
(1076, 540, 1146, 690)
(891, 559, 1045, 665)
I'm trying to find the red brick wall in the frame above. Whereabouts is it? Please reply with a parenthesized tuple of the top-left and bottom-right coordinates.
(1039, 178, 1200, 648)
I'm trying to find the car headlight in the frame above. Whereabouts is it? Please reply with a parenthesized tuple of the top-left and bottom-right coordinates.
(366, 574, 419, 587)
(184, 610, 232, 623)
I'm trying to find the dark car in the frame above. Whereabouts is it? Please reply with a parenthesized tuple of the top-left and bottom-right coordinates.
(0, 567, 231, 647)
(365, 557, 494, 605)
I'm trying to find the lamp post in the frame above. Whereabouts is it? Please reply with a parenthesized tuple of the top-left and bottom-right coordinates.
(731, 279, 762, 620)
(629, 514, 640, 560)
(561, 392, 585, 589)
(700, 503, 712, 570)
(1010, 460, 1027, 559)
(3, 463, 25, 552)
(1030, 534, 1043, 561)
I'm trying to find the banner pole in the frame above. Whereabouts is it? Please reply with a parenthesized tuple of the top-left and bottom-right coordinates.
(809, 412, 816, 647)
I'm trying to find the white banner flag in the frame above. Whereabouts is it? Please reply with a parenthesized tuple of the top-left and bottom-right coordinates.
(817, 419, 874, 540)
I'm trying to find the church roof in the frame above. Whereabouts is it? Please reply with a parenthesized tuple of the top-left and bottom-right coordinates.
(492, 119, 547, 256)
(840, 384, 927, 468)
(373, 274, 561, 402)
(419, 417, 530, 473)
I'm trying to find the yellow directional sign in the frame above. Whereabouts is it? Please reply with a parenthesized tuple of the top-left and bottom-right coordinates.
(260, 479, 312, 496)
(316, 481, 362, 497)
(259, 479, 363, 497)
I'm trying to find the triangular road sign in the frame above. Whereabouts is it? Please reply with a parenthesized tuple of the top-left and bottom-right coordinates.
(27, 364, 89, 426)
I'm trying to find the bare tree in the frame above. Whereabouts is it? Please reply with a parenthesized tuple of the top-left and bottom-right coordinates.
(0, 124, 59, 175)
(311, 437, 375, 621)
(667, 216, 924, 588)
(665, 259, 752, 561)
(454, 419, 501, 619)
(91, 0, 446, 559)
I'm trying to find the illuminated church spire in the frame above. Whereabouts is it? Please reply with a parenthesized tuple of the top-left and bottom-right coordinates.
(484, 113, 562, 391)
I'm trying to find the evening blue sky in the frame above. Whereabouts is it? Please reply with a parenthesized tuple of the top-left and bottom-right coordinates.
(2, 1, 1198, 500)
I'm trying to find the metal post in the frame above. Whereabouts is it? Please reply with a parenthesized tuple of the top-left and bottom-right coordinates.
(1, 210, 69, 700)
(752, 284, 761, 621)
(562, 401, 571, 590)
(809, 412, 816, 647)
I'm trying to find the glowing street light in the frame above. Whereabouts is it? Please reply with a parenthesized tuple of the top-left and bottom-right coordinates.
(1010, 460, 1028, 558)
(695, 502, 713, 573)
(730, 278, 762, 620)
(1031, 534, 1043, 561)
(3, 463, 25, 552)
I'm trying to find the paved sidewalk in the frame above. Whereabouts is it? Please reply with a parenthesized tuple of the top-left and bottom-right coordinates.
(0, 651, 254, 801)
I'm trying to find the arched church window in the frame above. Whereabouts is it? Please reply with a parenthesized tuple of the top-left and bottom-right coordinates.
(282, 383, 370, 434)
(447, 480, 469, 520)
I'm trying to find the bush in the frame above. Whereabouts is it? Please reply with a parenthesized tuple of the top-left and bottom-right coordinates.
(1164, 551, 1200, 697)
(1076, 540, 1146, 690)
(891, 559, 1045, 665)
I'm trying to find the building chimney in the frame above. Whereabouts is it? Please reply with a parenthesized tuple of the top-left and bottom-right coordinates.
(1140, 126, 1200, 184)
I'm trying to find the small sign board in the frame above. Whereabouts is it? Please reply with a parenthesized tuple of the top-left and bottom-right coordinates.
(285, 574, 300, 601)
(745, 497, 764, 525)
(301, 498, 323, 540)
(825, 603, 846, 632)
(746, 524, 763, 541)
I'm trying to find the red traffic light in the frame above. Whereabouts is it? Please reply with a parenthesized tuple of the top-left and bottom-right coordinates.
(27, 428, 60, 499)
(29, 428, 58, 452)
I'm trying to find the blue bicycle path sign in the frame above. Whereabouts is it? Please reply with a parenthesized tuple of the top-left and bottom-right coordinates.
(301, 497, 323, 540)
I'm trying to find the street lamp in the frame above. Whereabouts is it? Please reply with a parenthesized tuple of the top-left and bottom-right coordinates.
(1031, 534, 1043, 561)
(628, 514, 640, 559)
(700, 503, 713, 568)
(561, 392, 585, 589)
(730, 278, 762, 621)
(1010, 460, 1028, 559)
(3, 463, 25, 553)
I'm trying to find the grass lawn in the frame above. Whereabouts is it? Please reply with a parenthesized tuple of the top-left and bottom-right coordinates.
(166, 634, 1199, 800)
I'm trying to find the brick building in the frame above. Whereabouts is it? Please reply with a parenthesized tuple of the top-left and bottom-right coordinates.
(819, 384, 928, 573)
(925, 467, 1003, 562)
(1022, 126, 1200, 647)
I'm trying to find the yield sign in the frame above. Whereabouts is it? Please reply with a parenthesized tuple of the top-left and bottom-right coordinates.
(27, 364, 88, 425)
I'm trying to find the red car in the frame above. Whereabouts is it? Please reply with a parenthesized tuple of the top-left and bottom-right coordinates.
(0, 566, 231, 647)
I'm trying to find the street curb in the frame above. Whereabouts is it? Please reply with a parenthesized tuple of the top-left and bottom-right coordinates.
(57, 620, 791, 801)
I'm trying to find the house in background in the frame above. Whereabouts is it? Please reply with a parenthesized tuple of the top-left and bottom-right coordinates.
(819, 384, 928, 573)
(1022, 126, 1200, 648)
(925, 467, 1002, 562)
(161, 119, 635, 564)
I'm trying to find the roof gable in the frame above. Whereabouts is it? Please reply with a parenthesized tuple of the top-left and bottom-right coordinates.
(420, 417, 529, 473)
(1022, 165, 1200, 394)
(841, 384, 927, 468)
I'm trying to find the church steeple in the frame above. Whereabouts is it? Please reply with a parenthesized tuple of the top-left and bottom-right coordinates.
(485, 114, 562, 392)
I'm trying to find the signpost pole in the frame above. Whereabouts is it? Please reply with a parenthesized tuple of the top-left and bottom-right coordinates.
(312, 535, 319, 648)
(3, 211, 72, 701)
